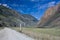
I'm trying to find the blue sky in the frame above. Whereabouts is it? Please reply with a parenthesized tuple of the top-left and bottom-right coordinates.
(0, 0, 60, 20)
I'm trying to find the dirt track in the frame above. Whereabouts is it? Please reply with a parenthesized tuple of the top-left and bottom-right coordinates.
(0, 28, 34, 40)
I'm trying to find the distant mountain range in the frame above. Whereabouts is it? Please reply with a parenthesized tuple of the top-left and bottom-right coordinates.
(0, 5, 38, 27)
(37, 3, 60, 28)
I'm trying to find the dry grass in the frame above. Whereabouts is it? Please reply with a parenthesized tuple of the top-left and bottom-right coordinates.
(0, 27, 4, 30)
(22, 28, 60, 40)
(7, 27, 60, 40)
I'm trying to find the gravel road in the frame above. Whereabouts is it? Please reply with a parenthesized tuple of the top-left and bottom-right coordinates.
(0, 28, 34, 40)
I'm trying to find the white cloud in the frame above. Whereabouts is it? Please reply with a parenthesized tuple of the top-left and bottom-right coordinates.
(2, 4, 7, 6)
(12, 4, 19, 6)
(48, 1, 56, 7)
(56, 1, 60, 4)
(0, 3, 8, 7)
(37, 1, 56, 10)
(0, 3, 9, 8)
(32, 1, 56, 12)
(30, 1, 56, 19)
(0, 3, 10, 8)
(19, 10, 25, 13)
(0, 3, 1, 5)
(30, 0, 39, 2)
(38, 5, 46, 9)
(31, 0, 35, 1)
(12, 4, 27, 8)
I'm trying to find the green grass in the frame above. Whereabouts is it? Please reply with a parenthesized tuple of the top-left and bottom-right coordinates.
(10, 27, 60, 36)
(23, 28, 60, 36)
(0, 27, 60, 40)
(10, 27, 60, 40)
(0, 27, 4, 30)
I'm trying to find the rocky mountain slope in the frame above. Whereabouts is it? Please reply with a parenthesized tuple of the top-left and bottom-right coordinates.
(0, 5, 38, 27)
(37, 3, 60, 28)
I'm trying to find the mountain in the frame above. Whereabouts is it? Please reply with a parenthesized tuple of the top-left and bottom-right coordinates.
(0, 5, 38, 27)
(37, 3, 60, 28)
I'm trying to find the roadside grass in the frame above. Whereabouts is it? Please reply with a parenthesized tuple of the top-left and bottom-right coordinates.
(0, 27, 60, 40)
(10, 27, 60, 40)
(11, 27, 60, 36)
(0, 27, 4, 30)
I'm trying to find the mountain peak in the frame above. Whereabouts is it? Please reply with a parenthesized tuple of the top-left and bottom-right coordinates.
(37, 3, 60, 28)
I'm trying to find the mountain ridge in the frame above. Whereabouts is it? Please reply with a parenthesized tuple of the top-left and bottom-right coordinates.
(0, 5, 38, 27)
